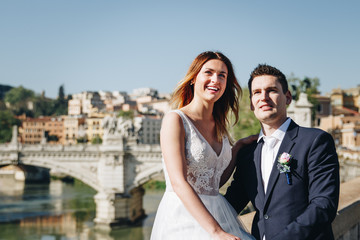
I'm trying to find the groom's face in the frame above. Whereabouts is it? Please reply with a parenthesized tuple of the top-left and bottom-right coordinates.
(250, 75, 292, 127)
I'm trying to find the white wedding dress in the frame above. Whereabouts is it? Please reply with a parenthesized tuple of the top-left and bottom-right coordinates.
(150, 110, 254, 240)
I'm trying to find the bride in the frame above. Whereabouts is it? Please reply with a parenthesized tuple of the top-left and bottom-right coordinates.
(150, 51, 255, 240)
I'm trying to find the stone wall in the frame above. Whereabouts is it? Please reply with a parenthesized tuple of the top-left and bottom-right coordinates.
(333, 177, 360, 240)
(338, 149, 360, 182)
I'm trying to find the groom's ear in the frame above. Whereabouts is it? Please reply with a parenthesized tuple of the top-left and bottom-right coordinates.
(249, 95, 255, 111)
(250, 101, 254, 111)
(285, 91, 292, 105)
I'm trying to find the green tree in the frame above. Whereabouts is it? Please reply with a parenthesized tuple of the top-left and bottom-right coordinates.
(117, 110, 134, 119)
(58, 85, 65, 100)
(91, 136, 102, 144)
(4, 86, 35, 116)
(54, 85, 68, 115)
(230, 88, 261, 140)
(0, 100, 6, 110)
(33, 95, 55, 117)
(0, 84, 12, 100)
(0, 110, 20, 143)
(76, 137, 87, 144)
(288, 74, 320, 98)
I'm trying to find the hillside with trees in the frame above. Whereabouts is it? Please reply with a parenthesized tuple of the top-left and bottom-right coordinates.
(0, 84, 70, 143)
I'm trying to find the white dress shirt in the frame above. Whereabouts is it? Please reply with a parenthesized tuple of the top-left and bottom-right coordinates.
(258, 118, 292, 193)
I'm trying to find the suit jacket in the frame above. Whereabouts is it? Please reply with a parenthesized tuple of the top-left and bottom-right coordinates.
(225, 120, 340, 240)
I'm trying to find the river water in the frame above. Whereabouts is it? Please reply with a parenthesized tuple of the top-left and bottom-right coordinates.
(0, 178, 164, 240)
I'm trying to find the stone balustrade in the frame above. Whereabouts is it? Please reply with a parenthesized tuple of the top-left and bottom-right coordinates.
(239, 176, 360, 239)
(333, 176, 360, 240)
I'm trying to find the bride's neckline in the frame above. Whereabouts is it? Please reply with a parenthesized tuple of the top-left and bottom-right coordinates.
(176, 110, 225, 158)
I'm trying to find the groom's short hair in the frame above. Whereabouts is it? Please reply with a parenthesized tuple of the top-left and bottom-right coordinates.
(248, 64, 288, 95)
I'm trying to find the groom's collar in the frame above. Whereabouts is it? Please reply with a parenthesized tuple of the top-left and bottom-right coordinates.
(257, 117, 292, 143)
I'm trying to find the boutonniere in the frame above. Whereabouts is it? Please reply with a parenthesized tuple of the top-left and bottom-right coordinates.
(277, 152, 292, 185)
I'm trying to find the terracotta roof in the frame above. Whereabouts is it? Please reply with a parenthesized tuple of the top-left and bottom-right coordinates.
(333, 107, 360, 116)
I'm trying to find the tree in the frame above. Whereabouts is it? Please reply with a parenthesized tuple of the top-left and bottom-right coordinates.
(288, 74, 320, 98)
(33, 95, 55, 117)
(230, 88, 261, 140)
(4, 86, 35, 116)
(54, 85, 68, 116)
(0, 100, 6, 110)
(0, 84, 12, 100)
(0, 110, 20, 143)
(76, 137, 87, 144)
(91, 136, 102, 144)
(117, 110, 134, 119)
(58, 85, 65, 101)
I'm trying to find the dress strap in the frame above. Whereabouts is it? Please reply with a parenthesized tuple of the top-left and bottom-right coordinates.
(171, 109, 192, 128)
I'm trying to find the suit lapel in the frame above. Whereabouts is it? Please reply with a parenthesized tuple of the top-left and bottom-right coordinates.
(264, 120, 299, 205)
(254, 140, 265, 205)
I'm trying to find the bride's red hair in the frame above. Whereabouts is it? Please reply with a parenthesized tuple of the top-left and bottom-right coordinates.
(170, 51, 242, 141)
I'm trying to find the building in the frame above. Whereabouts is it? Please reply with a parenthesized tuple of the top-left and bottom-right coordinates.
(134, 115, 162, 144)
(85, 116, 104, 143)
(68, 91, 105, 115)
(330, 86, 360, 112)
(97, 90, 131, 112)
(131, 88, 158, 98)
(341, 119, 360, 150)
(122, 100, 137, 112)
(21, 117, 47, 144)
(63, 116, 85, 145)
(313, 94, 332, 127)
(112, 91, 129, 104)
(137, 98, 171, 116)
(46, 117, 64, 144)
(20, 116, 64, 144)
(318, 115, 360, 149)
(68, 98, 82, 116)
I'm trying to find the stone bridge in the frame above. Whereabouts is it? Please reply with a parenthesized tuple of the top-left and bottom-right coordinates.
(0, 123, 163, 229)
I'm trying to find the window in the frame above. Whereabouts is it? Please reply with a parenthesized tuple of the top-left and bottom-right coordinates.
(317, 104, 323, 114)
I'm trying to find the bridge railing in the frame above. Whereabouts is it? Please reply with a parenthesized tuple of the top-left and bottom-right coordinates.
(239, 176, 360, 239)
(332, 176, 360, 240)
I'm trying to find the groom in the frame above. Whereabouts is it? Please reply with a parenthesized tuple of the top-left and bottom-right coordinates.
(225, 64, 340, 240)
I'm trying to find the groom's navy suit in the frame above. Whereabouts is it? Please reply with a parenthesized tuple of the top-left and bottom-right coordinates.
(225, 120, 340, 240)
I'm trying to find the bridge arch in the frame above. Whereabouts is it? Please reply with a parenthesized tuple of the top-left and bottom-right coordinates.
(20, 157, 101, 192)
(0, 157, 100, 192)
(130, 165, 164, 191)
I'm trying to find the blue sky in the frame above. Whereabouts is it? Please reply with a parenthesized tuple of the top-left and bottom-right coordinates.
(1, 0, 359, 98)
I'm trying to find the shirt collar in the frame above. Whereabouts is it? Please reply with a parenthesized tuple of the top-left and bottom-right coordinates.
(257, 118, 292, 143)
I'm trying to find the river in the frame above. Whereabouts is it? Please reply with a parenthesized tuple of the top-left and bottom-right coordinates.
(0, 178, 164, 240)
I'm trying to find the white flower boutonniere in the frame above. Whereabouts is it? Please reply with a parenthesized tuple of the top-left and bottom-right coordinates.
(277, 152, 292, 185)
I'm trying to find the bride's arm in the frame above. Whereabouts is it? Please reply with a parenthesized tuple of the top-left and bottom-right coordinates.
(220, 135, 258, 187)
(161, 112, 240, 240)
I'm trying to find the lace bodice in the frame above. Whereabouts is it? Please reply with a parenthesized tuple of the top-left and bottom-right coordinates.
(163, 110, 232, 195)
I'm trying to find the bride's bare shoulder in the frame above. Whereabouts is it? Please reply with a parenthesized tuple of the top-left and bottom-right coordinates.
(161, 111, 183, 130)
